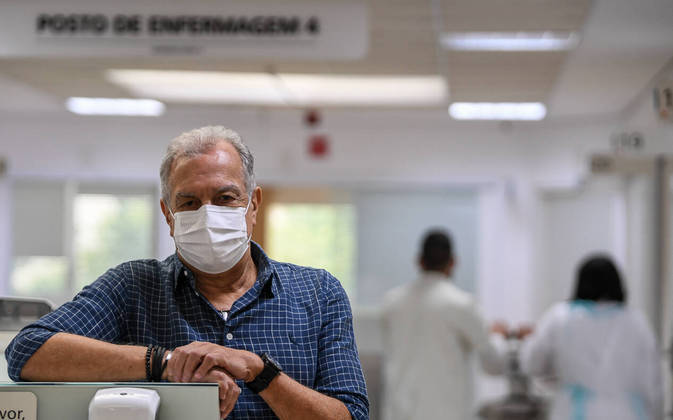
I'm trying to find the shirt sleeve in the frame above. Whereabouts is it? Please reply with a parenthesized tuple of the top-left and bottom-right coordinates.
(453, 299, 506, 375)
(633, 311, 663, 419)
(313, 271, 369, 420)
(645, 332, 663, 420)
(5, 264, 130, 381)
(520, 305, 560, 378)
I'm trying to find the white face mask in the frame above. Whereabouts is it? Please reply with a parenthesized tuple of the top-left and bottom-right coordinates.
(170, 200, 252, 274)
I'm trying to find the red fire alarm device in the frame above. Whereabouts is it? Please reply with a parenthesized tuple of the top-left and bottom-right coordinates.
(308, 135, 329, 158)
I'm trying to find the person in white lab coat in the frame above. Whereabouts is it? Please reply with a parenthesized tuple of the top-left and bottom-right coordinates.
(380, 229, 506, 420)
(521, 255, 662, 420)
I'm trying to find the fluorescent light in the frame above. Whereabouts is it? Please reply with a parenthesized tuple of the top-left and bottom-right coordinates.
(449, 102, 547, 121)
(440, 32, 579, 51)
(66, 97, 165, 116)
(105, 70, 448, 107)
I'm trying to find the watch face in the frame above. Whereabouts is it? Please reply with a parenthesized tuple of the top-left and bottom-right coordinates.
(264, 353, 282, 371)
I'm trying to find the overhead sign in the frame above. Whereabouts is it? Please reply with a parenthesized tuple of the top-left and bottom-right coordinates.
(610, 131, 644, 153)
(0, 1, 368, 59)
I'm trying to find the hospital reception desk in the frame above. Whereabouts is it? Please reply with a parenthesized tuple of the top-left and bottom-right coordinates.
(0, 382, 220, 420)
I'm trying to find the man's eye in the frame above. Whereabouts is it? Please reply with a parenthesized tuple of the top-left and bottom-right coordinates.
(179, 200, 195, 208)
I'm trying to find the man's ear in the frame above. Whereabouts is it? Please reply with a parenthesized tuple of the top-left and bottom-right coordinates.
(250, 186, 263, 228)
(160, 199, 175, 237)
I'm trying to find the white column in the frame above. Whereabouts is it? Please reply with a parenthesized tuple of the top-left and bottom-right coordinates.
(0, 176, 11, 294)
(478, 179, 539, 324)
(475, 179, 541, 408)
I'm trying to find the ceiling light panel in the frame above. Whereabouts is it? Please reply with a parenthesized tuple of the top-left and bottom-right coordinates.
(449, 102, 546, 120)
(66, 97, 165, 116)
(106, 70, 448, 107)
(440, 32, 579, 51)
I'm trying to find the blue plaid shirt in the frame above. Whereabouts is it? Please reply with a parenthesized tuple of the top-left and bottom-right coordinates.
(6, 243, 369, 419)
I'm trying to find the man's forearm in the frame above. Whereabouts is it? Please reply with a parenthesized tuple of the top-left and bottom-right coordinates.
(165, 341, 358, 419)
(20, 332, 147, 381)
(260, 373, 351, 420)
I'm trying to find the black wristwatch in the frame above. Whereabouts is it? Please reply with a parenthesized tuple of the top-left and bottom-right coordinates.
(246, 353, 283, 394)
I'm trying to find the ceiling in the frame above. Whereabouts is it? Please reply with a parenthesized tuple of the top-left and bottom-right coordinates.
(0, 0, 672, 119)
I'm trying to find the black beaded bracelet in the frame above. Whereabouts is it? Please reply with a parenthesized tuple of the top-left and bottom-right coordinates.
(145, 345, 154, 381)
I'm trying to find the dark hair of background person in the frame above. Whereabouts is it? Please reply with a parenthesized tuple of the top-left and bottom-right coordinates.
(572, 255, 627, 303)
(420, 229, 454, 272)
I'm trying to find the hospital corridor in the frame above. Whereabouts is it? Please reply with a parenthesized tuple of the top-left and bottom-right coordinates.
(1, 0, 673, 419)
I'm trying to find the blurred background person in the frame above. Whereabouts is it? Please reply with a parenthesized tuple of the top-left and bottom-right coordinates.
(380, 229, 507, 420)
(521, 255, 662, 420)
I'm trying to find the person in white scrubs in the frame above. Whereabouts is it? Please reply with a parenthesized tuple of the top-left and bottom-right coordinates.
(380, 229, 506, 420)
(521, 255, 662, 420)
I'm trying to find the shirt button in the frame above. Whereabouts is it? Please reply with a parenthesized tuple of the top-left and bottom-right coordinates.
(183, 270, 188, 276)
(226, 333, 234, 340)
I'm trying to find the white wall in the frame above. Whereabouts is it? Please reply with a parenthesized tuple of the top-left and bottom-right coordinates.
(2, 95, 671, 318)
(536, 177, 628, 316)
(624, 66, 673, 413)
(0, 108, 616, 307)
(0, 108, 612, 183)
(355, 188, 478, 305)
(0, 106, 640, 312)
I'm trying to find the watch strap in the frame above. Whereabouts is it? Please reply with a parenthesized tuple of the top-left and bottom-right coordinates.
(246, 353, 282, 394)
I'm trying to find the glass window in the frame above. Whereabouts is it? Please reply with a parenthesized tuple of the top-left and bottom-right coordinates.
(73, 194, 153, 289)
(10, 256, 68, 297)
(10, 182, 156, 305)
(266, 203, 356, 296)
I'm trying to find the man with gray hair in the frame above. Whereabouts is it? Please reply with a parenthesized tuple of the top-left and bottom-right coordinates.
(6, 126, 369, 419)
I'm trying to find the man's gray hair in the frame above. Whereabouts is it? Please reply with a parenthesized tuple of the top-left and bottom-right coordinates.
(160, 126, 255, 206)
